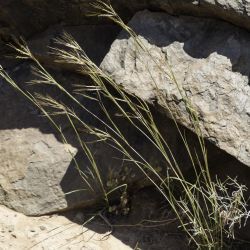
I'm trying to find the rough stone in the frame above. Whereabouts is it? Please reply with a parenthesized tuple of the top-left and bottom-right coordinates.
(0, 128, 77, 215)
(101, 10, 250, 167)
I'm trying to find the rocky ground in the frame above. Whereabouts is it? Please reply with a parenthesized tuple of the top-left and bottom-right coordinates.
(0, 188, 187, 250)
(0, 204, 131, 250)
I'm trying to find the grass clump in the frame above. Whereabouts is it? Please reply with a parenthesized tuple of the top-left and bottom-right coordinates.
(1, 1, 250, 249)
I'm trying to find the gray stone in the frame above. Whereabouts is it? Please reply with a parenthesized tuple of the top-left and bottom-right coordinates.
(0, 128, 77, 215)
(101, 10, 250, 167)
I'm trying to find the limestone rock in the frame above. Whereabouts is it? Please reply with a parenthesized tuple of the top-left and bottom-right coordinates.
(0, 128, 78, 215)
(101, 10, 250, 167)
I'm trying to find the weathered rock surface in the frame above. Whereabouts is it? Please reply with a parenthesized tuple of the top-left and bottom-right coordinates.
(0, 128, 77, 215)
(101, 10, 250, 167)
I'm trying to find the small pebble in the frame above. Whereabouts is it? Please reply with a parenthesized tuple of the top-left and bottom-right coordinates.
(39, 225, 46, 231)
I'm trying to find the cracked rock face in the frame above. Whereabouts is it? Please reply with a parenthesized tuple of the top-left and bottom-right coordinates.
(101, 10, 250, 167)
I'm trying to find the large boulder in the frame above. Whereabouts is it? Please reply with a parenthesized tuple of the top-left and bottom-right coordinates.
(101, 10, 250, 167)
(0, 128, 77, 215)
